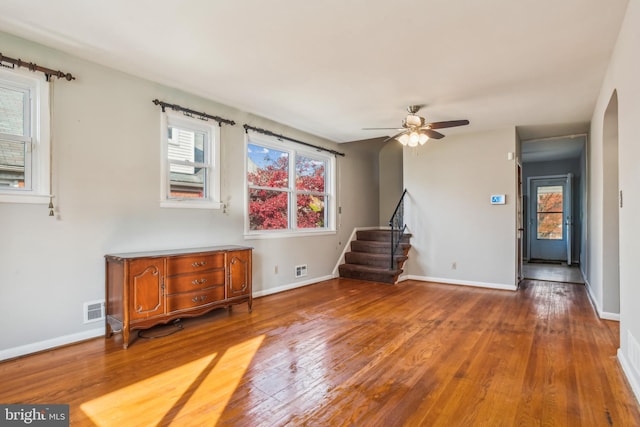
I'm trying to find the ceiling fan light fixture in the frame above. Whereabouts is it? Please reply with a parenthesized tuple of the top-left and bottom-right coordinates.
(408, 131, 420, 147)
(370, 105, 469, 146)
(405, 114, 423, 127)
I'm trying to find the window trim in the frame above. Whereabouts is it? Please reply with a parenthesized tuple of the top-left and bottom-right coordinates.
(160, 111, 221, 209)
(244, 132, 336, 239)
(0, 68, 51, 204)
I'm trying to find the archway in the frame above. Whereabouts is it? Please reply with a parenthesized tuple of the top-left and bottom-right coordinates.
(602, 90, 620, 314)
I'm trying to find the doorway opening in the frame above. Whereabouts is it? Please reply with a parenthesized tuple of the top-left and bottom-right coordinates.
(520, 133, 586, 284)
(602, 90, 620, 314)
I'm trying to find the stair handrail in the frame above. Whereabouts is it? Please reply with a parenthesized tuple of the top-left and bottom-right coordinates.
(388, 189, 408, 269)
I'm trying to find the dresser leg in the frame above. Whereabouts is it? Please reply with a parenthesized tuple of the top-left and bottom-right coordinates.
(122, 328, 130, 349)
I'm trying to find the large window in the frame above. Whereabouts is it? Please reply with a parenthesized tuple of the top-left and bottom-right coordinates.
(246, 135, 335, 236)
(160, 113, 220, 209)
(0, 69, 50, 204)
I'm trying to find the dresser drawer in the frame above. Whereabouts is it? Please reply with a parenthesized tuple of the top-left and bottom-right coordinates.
(166, 253, 225, 276)
(165, 269, 225, 294)
(166, 286, 225, 312)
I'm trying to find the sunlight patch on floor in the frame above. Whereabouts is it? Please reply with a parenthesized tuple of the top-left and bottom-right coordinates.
(80, 335, 265, 426)
(174, 335, 265, 423)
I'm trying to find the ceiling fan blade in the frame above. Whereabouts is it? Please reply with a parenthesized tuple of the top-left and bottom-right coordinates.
(383, 130, 409, 143)
(362, 127, 404, 130)
(427, 120, 470, 129)
(423, 129, 445, 139)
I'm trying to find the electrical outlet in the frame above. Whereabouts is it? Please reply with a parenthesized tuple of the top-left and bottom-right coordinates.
(274, 265, 278, 274)
(451, 262, 457, 270)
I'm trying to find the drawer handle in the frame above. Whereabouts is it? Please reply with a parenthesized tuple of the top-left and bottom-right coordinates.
(191, 261, 208, 267)
(192, 278, 208, 285)
(191, 295, 208, 303)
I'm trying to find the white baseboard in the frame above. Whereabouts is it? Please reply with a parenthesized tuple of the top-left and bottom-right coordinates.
(406, 275, 517, 291)
(2, 275, 336, 361)
(583, 277, 620, 321)
(600, 312, 621, 321)
(618, 348, 640, 405)
(0, 328, 104, 362)
(253, 274, 335, 298)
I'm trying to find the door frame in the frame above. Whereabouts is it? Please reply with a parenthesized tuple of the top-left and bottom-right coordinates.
(527, 173, 573, 263)
(516, 162, 523, 284)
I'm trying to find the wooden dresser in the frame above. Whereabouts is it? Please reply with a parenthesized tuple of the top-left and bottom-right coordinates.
(105, 245, 252, 348)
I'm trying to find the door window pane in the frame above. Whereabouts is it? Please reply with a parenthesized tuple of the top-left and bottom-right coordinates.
(536, 185, 563, 240)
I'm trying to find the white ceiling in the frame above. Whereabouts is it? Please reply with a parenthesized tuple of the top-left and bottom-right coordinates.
(0, 0, 630, 143)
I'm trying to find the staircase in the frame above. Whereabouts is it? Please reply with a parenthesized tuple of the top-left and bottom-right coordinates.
(338, 229, 411, 284)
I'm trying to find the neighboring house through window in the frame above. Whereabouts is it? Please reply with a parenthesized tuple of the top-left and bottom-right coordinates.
(0, 68, 50, 204)
(160, 112, 221, 209)
(246, 133, 336, 237)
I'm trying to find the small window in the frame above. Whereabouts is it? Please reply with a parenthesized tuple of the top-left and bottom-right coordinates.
(160, 113, 220, 209)
(246, 134, 335, 237)
(0, 69, 50, 204)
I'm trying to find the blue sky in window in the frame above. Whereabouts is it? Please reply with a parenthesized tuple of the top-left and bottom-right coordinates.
(247, 143, 287, 168)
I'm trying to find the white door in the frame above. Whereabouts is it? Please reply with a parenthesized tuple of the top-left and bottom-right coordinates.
(529, 176, 572, 262)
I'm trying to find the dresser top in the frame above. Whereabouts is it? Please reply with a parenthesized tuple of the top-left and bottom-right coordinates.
(105, 245, 253, 260)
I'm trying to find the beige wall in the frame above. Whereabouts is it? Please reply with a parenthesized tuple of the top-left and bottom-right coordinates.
(379, 141, 403, 226)
(0, 32, 381, 358)
(589, 0, 640, 398)
(403, 128, 518, 288)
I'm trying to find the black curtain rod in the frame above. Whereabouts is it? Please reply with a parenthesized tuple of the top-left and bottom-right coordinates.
(243, 124, 345, 157)
(0, 52, 75, 81)
(152, 99, 236, 127)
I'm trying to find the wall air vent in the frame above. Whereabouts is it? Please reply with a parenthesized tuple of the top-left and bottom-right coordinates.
(295, 264, 308, 278)
(84, 300, 105, 324)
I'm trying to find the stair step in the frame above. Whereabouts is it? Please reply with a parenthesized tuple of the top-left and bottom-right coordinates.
(356, 229, 412, 243)
(338, 264, 402, 284)
(345, 251, 408, 269)
(339, 227, 412, 284)
(351, 240, 411, 255)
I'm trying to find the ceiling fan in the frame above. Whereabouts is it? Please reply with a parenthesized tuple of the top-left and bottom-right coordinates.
(363, 105, 469, 146)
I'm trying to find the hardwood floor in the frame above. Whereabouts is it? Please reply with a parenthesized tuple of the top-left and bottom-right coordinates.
(1, 278, 638, 426)
(523, 262, 585, 284)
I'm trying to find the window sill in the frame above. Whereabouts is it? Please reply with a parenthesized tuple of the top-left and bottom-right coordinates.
(244, 229, 336, 240)
(160, 200, 222, 210)
(0, 193, 52, 205)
